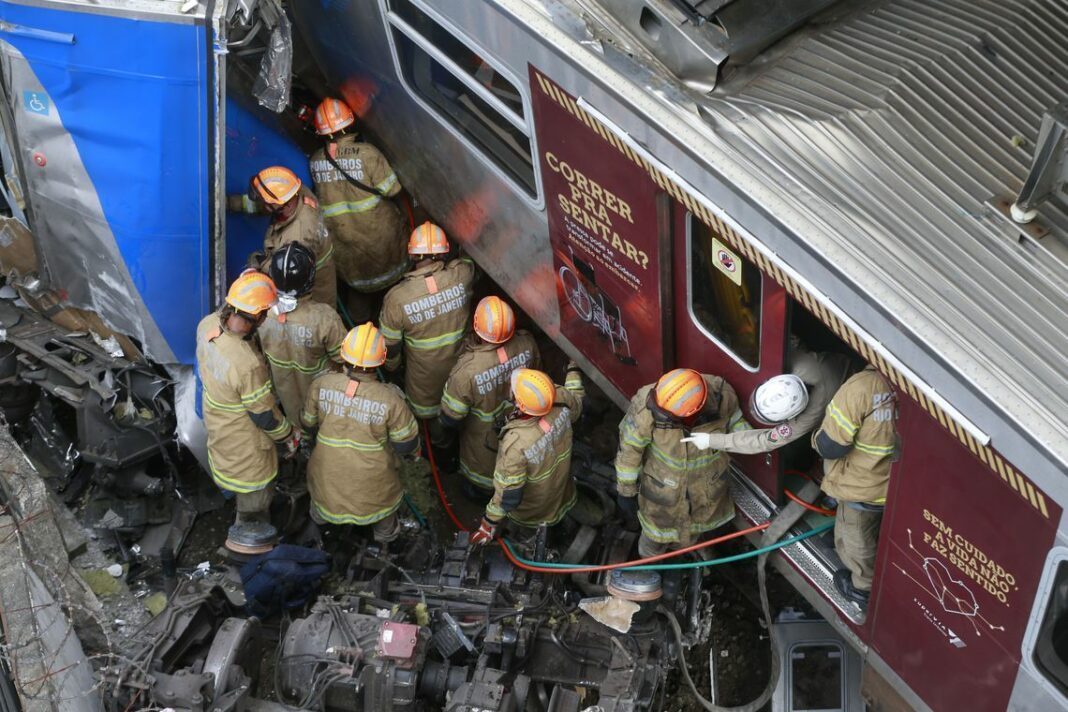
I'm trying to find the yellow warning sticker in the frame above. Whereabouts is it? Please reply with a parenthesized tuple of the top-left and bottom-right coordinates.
(712, 238, 742, 286)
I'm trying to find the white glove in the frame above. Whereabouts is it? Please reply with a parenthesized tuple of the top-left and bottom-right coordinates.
(681, 433, 713, 450)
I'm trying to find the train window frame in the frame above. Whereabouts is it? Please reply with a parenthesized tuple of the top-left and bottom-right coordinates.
(786, 641, 845, 711)
(1024, 548, 1068, 706)
(380, 0, 544, 208)
(685, 212, 762, 372)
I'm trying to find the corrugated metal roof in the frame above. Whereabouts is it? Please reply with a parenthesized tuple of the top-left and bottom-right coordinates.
(693, 0, 1068, 467)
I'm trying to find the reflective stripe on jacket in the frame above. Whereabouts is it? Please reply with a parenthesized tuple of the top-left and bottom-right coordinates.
(196, 313, 291, 493)
(814, 366, 897, 504)
(261, 187, 337, 307)
(310, 136, 408, 292)
(258, 298, 346, 426)
(379, 258, 476, 417)
(302, 371, 418, 525)
(486, 385, 583, 526)
(440, 331, 540, 488)
(614, 375, 749, 546)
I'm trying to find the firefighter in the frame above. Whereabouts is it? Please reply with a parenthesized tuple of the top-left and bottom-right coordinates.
(439, 297, 540, 497)
(680, 342, 851, 454)
(812, 365, 897, 606)
(300, 322, 420, 543)
(470, 366, 585, 545)
(615, 368, 751, 558)
(231, 165, 337, 307)
(259, 243, 347, 426)
(196, 272, 301, 549)
(309, 97, 408, 320)
(379, 222, 476, 429)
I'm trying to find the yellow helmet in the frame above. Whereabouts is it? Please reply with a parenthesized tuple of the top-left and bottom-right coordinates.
(225, 271, 277, 315)
(473, 296, 515, 344)
(408, 221, 450, 256)
(252, 166, 301, 206)
(654, 368, 707, 419)
(511, 368, 555, 417)
(341, 322, 387, 368)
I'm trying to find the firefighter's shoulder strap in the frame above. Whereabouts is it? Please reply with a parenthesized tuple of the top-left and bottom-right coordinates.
(323, 148, 389, 199)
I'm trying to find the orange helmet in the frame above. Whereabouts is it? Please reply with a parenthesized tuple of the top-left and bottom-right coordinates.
(473, 296, 515, 344)
(654, 368, 708, 419)
(341, 322, 386, 368)
(252, 166, 301, 206)
(314, 97, 355, 136)
(511, 368, 555, 417)
(226, 272, 277, 315)
(408, 221, 450, 256)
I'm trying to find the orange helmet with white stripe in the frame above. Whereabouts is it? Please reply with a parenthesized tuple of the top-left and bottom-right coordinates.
(654, 368, 707, 419)
(473, 296, 515, 344)
(252, 166, 301, 206)
(314, 97, 355, 136)
(226, 272, 277, 315)
(408, 221, 450, 256)
(511, 368, 555, 417)
(341, 322, 386, 368)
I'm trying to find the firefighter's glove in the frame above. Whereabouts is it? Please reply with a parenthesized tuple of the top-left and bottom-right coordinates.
(470, 517, 498, 546)
(616, 493, 639, 523)
(681, 433, 714, 450)
(281, 430, 303, 460)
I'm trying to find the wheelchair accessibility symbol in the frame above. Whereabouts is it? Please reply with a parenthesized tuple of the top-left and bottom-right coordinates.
(23, 91, 49, 116)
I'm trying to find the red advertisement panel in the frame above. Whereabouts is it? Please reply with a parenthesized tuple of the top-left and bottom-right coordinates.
(870, 396, 1060, 712)
(529, 66, 663, 396)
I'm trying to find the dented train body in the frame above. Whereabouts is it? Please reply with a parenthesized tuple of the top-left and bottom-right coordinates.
(0, 0, 1064, 710)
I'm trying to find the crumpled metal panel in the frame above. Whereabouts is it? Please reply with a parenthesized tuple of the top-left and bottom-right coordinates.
(0, 1, 214, 365)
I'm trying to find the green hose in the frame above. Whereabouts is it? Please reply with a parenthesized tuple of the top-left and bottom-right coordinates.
(403, 494, 428, 527)
(501, 521, 834, 571)
(336, 295, 357, 329)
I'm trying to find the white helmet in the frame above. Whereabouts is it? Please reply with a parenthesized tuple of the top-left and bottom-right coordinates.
(749, 374, 808, 425)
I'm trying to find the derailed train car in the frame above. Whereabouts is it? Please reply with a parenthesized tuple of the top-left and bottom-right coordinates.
(0, 0, 1064, 710)
(288, 0, 1068, 710)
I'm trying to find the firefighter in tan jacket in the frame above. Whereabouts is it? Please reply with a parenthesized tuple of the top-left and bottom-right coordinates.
(231, 166, 338, 308)
(681, 343, 851, 455)
(614, 369, 751, 558)
(309, 98, 408, 302)
(196, 272, 301, 551)
(470, 367, 585, 545)
(379, 222, 476, 425)
(300, 323, 420, 543)
(258, 243, 347, 426)
(439, 297, 540, 495)
(813, 365, 897, 606)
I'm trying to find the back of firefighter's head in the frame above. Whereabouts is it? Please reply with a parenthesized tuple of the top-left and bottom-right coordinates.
(473, 296, 515, 345)
(749, 374, 808, 425)
(251, 166, 301, 213)
(225, 271, 277, 328)
(511, 368, 555, 417)
(269, 242, 317, 298)
(341, 322, 386, 371)
(408, 222, 450, 260)
(314, 97, 355, 138)
(654, 368, 707, 420)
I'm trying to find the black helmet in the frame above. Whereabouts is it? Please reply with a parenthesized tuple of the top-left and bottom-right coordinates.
(268, 242, 316, 296)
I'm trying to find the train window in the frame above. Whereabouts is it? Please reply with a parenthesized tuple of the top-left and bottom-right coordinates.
(385, 0, 537, 197)
(789, 643, 844, 711)
(1033, 561, 1068, 697)
(688, 214, 762, 368)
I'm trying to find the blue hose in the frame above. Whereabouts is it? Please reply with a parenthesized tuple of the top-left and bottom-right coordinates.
(501, 521, 834, 571)
(403, 494, 428, 527)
